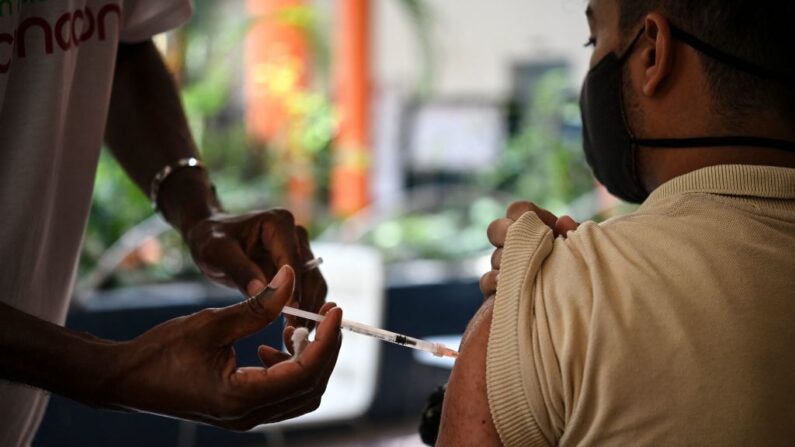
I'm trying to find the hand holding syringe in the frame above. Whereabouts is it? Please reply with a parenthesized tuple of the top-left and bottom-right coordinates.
(290, 258, 460, 359)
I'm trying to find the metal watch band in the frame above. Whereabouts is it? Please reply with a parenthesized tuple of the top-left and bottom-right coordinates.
(149, 157, 206, 210)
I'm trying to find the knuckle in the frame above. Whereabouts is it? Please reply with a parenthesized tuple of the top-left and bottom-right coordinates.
(167, 315, 190, 327)
(269, 208, 296, 228)
(245, 296, 278, 321)
(507, 199, 532, 211)
(246, 296, 266, 315)
(507, 200, 538, 219)
(487, 219, 507, 242)
(192, 308, 217, 327)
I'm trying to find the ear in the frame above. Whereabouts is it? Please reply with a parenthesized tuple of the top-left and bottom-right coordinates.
(640, 13, 674, 96)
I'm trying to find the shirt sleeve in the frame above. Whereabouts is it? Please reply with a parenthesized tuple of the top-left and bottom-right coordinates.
(486, 211, 557, 446)
(120, 0, 194, 43)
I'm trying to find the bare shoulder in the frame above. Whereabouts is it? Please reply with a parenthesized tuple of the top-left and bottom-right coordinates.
(437, 298, 502, 447)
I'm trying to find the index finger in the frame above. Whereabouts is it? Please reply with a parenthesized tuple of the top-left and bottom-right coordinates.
(506, 201, 558, 229)
(487, 218, 513, 247)
(232, 307, 343, 401)
(290, 306, 342, 375)
(260, 209, 304, 306)
(295, 226, 327, 315)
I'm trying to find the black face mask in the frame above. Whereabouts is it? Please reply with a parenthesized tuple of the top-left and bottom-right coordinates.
(580, 25, 795, 203)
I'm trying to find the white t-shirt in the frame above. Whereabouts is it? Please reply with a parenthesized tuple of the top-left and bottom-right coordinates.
(0, 1, 192, 445)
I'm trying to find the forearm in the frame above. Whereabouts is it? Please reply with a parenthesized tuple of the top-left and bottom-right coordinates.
(0, 302, 118, 408)
(104, 39, 221, 236)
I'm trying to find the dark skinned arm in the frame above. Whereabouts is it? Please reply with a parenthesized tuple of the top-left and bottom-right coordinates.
(104, 39, 327, 320)
(0, 268, 343, 429)
(0, 38, 338, 430)
(104, 39, 219, 237)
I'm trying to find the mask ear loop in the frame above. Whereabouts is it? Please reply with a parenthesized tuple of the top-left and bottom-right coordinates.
(617, 27, 649, 199)
(628, 23, 795, 152)
(619, 27, 646, 62)
(632, 136, 795, 152)
(669, 25, 794, 83)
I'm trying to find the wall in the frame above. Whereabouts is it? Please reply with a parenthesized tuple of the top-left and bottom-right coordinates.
(373, 0, 592, 99)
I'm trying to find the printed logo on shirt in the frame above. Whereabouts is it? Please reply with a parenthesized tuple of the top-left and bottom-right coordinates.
(0, 1, 122, 74)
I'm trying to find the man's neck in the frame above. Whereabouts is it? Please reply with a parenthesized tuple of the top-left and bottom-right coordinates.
(638, 145, 795, 193)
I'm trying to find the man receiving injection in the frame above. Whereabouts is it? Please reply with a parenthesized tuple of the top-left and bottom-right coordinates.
(438, 0, 795, 445)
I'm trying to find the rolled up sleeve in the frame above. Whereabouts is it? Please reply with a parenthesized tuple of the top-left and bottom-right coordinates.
(486, 211, 556, 446)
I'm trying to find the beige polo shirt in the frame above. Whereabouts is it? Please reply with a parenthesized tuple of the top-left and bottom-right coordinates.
(487, 164, 795, 446)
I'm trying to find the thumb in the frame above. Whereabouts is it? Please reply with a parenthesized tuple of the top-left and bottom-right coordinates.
(215, 265, 295, 343)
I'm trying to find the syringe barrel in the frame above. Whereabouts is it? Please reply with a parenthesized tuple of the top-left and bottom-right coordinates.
(343, 321, 439, 354)
(284, 309, 459, 358)
(341, 320, 399, 343)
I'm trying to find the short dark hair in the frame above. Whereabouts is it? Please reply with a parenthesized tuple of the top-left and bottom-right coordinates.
(618, 0, 795, 125)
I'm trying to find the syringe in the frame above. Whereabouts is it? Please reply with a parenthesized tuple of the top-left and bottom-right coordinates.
(281, 306, 459, 359)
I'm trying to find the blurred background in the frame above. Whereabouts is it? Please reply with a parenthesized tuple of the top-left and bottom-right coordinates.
(36, 0, 634, 445)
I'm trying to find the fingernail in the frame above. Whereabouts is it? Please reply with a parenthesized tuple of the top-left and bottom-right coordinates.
(321, 302, 338, 315)
(247, 279, 266, 298)
(268, 265, 291, 290)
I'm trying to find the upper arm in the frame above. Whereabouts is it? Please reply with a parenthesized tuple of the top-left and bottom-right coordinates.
(439, 211, 561, 446)
(437, 298, 502, 447)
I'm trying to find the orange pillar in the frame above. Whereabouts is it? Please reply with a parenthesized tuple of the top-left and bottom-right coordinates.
(332, 0, 371, 216)
(245, 0, 308, 142)
(245, 0, 314, 223)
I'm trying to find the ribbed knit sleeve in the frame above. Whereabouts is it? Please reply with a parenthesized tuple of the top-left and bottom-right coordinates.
(486, 211, 554, 446)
